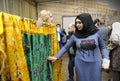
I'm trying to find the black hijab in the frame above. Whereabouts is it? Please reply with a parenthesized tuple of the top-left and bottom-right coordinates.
(74, 13, 98, 38)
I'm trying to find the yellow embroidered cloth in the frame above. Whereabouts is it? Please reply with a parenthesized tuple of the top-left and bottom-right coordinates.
(0, 12, 63, 81)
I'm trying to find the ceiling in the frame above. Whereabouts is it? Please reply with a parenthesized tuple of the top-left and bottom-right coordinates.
(32, 0, 65, 3)
(32, 0, 120, 9)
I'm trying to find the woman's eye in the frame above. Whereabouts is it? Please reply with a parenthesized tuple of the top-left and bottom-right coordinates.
(75, 21, 81, 24)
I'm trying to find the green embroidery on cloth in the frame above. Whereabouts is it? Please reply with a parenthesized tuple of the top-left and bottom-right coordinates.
(22, 34, 53, 81)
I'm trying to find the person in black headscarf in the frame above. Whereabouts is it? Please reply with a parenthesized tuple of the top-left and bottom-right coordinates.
(48, 13, 109, 81)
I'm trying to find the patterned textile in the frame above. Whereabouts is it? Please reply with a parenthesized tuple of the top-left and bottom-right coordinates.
(22, 34, 53, 81)
(0, 12, 30, 81)
(0, 12, 63, 81)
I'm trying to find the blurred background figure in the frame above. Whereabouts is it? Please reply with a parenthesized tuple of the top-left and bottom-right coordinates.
(94, 18, 101, 27)
(94, 18, 112, 47)
(108, 22, 120, 81)
(37, 10, 53, 27)
(61, 28, 67, 46)
(67, 23, 76, 81)
(56, 24, 66, 49)
(38, 10, 53, 23)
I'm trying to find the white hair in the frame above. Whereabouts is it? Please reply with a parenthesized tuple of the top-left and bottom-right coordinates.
(110, 22, 120, 45)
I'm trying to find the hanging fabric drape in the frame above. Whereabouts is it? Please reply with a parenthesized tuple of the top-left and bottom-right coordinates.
(0, 12, 63, 81)
(22, 34, 53, 81)
(0, 12, 30, 81)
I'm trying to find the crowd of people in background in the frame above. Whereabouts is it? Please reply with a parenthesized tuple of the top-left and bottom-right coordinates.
(47, 11, 120, 81)
(37, 9, 120, 81)
(93, 18, 120, 81)
(48, 13, 109, 81)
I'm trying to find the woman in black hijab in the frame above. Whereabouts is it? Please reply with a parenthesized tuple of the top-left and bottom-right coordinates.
(74, 13, 98, 38)
(48, 13, 109, 81)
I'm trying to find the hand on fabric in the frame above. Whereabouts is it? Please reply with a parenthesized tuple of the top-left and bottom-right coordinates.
(48, 56, 57, 62)
(102, 58, 110, 69)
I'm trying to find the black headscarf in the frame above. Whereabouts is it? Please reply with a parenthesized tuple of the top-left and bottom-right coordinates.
(74, 13, 98, 38)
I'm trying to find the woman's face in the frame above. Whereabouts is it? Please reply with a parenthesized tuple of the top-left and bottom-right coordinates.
(75, 18, 83, 30)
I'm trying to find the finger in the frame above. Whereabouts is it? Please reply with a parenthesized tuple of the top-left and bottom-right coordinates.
(48, 56, 52, 60)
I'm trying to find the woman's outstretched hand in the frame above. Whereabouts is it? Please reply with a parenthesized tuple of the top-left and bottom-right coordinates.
(48, 56, 57, 62)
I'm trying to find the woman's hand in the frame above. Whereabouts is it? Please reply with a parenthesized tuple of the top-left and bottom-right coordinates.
(48, 56, 57, 62)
